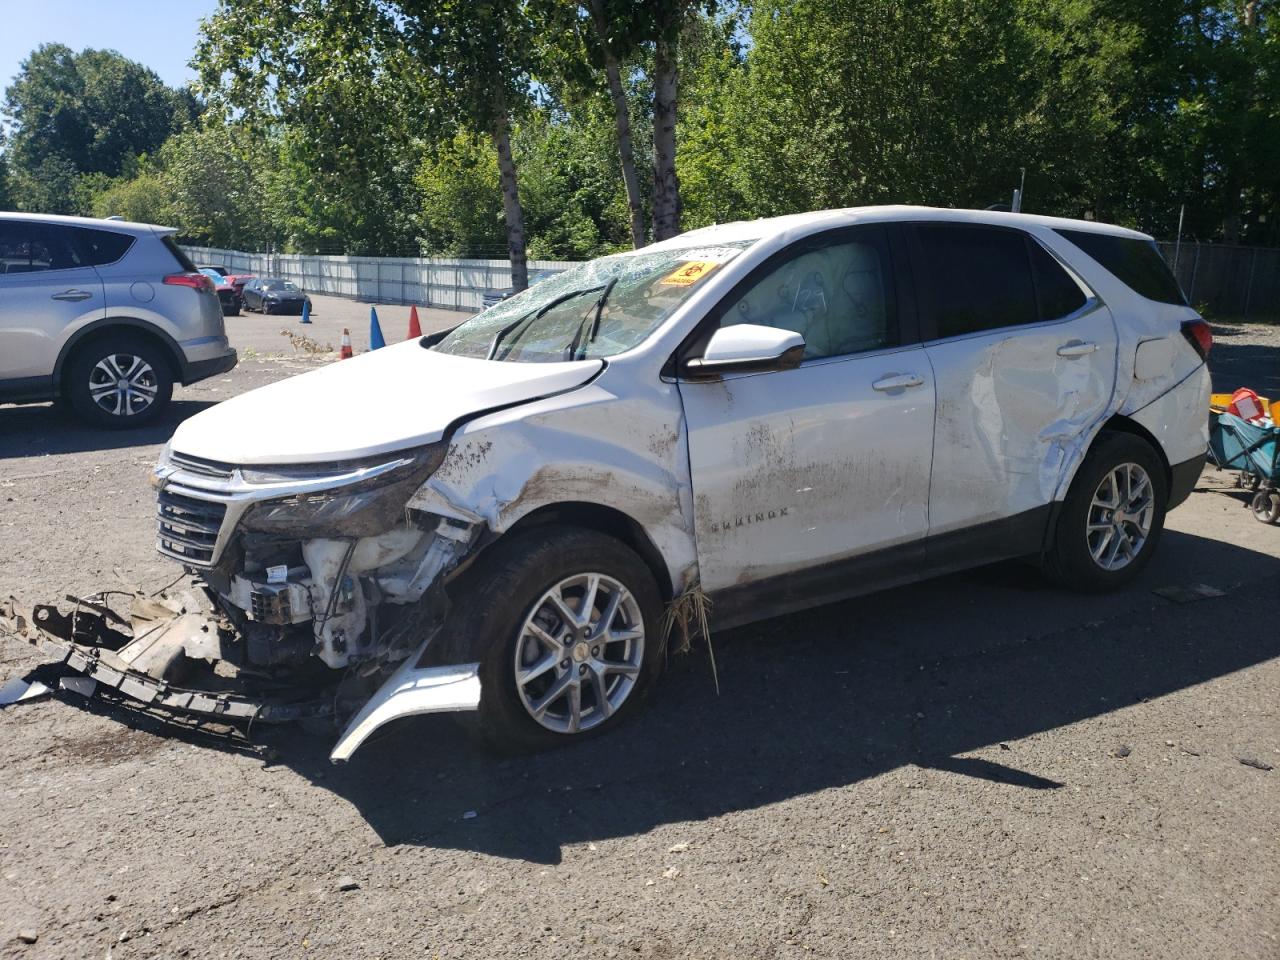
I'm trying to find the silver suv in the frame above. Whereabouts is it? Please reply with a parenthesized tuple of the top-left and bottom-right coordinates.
(0, 213, 237, 427)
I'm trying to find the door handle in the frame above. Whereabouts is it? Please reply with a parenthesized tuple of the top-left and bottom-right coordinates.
(51, 289, 92, 302)
(1057, 341, 1098, 358)
(872, 373, 924, 392)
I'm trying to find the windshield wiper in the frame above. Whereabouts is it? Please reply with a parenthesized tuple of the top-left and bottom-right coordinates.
(485, 284, 605, 361)
(564, 276, 618, 361)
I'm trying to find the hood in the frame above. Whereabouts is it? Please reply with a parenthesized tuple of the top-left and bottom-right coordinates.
(171, 340, 603, 464)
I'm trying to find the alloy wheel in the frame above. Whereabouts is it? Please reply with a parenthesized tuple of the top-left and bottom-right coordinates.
(513, 572, 645, 735)
(88, 353, 159, 418)
(1087, 462, 1155, 571)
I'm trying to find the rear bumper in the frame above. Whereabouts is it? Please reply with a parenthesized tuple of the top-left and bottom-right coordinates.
(183, 349, 238, 385)
(1168, 452, 1206, 511)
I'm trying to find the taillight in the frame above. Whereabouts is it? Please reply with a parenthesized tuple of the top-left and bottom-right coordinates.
(164, 272, 214, 293)
(1181, 319, 1213, 361)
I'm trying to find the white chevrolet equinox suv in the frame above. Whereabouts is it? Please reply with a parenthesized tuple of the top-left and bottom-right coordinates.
(0, 213, 237, 427)
(11, 206, 1211, 760)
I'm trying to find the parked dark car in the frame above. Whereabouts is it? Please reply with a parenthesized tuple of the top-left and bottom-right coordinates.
(199, 268, 241, 316)
(241, 277, 312, 315)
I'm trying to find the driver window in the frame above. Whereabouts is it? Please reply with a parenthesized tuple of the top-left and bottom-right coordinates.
(719, 228, 897, 360)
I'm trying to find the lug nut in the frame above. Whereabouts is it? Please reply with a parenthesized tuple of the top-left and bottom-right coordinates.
(579, 665, 587, 676)
(591, 646, 600, 657)
(561, 659, 569, 668)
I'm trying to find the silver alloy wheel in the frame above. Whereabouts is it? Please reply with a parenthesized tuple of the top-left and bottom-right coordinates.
(1087, 462, 1155, 571)
(88, 353, 159, 418)
(513, 572, 645, 735)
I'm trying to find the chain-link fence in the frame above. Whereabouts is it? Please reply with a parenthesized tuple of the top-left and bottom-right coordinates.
(181, 246, 574, 313)
(185, 240, 1278, 321)
(1156, 241, 1279, 320)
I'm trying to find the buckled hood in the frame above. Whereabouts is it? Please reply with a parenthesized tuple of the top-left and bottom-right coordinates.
(170, 340, 603, 464)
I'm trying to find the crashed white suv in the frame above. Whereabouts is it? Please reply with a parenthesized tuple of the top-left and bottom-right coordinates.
(9, 207, 1211, 761)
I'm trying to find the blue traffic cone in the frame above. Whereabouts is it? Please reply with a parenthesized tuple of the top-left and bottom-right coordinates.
(300, 299, 311, 324)
(369, 306, 386, 350)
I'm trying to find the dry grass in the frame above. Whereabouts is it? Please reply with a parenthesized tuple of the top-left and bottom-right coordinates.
(279, 328, 335, 355)
(661, 579, 719, 694)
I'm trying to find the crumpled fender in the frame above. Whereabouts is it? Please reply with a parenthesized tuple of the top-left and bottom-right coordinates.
(330, 637, 480, 762)
(406, 376, 699, 594)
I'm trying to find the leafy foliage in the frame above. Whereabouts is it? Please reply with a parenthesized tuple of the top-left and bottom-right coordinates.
(4, 2, 1277, 250)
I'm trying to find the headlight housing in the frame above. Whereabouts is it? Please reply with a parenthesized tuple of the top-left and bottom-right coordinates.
(239, 444, 446, 538)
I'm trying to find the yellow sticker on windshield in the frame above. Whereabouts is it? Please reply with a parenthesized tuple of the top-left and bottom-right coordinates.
(660, 260, 720, 286)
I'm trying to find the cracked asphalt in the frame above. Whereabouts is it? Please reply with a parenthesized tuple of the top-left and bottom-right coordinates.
(0, 324, 1277, 959)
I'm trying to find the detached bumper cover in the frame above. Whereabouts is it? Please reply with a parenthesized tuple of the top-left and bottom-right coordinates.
(1, 599, 328, 724)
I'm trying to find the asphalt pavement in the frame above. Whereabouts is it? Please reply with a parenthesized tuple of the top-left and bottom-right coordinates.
(0, 320, 1276, 959)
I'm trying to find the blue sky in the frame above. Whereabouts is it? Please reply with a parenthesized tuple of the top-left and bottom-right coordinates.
(0, 0, 217, 93)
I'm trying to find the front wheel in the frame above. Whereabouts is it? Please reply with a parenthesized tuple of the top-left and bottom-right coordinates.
(1042, 431, 1168, 591)
(441, 527, 664, 752)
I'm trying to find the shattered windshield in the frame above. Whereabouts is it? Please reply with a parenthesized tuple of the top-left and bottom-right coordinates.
(431, 241, 754, 362)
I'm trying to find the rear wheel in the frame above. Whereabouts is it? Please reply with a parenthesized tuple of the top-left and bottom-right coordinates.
(65, 335, 173, 429)
(1042, 431, 1168, 591)
(441, 526, 664, 752)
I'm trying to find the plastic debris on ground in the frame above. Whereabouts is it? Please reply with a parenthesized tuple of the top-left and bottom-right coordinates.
(1152, 583, 1226, 603)
(0, 677, 51, 706)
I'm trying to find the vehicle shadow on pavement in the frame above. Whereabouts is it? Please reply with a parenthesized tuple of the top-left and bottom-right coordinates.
(0, 400, 217, 459)
(268, 527, 1280, 864)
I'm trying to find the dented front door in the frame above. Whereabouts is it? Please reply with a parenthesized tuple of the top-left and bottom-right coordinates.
(679, 226, 935, 593)
(680, 353, 935, 592)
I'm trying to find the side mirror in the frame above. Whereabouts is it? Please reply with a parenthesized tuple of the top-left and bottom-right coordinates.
(682, 324, 805, 377)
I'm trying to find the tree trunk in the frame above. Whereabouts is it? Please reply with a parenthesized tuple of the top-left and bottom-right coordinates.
(651, 27, 682, 241)
(588, 0, 646, 248)
(490, 92, 528, 293)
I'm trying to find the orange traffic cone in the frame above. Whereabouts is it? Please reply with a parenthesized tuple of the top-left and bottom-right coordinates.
(407, 304, 422, 339)
(339, 328, 353, 360)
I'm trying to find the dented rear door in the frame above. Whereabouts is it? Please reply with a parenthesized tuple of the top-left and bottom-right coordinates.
(678, 225, 935, 593)
(910, 222, 1117, 541)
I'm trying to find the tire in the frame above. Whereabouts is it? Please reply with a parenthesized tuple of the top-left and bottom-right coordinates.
(1251, 490, 1280, 524)
(1042, 431, 1169, 591)
(65, 335, 173, 429)
(440, 526, 664, 752)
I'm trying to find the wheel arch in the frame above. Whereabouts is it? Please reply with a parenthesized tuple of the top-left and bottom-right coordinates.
(502, 501, 675, 603)
(55, 318, 187, 393)
(1042, 415, 1171, 555)
(1096, 413, 1171, 486)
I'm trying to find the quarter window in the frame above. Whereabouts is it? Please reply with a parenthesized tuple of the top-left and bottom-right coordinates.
(71, 227, 134, 266)
(917, 224, 1039, 338)
(1054, 229, 1185, 305)
(717, 228, 898, 360)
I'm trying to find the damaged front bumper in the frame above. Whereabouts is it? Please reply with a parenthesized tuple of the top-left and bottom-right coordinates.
(1, 594, 481, 761)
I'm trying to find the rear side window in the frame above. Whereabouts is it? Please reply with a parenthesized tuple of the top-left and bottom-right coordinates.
(162, 235, 199, 272)
(1054, 229, 1185, 305)
(916, 224, 1038, 338)
(1028, 240, 1087, 321)
(71, 227, 135, 266)
(0, 221, 84, 273)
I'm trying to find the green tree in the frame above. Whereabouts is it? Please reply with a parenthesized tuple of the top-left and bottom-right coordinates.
(197, 0, 536, 281)
(417, 132, 506, 257)
(2, 44, 197, 211)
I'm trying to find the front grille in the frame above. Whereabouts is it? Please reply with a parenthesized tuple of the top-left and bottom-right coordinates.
(157, 490, 227, 565)
(169, 451, 234, 481)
